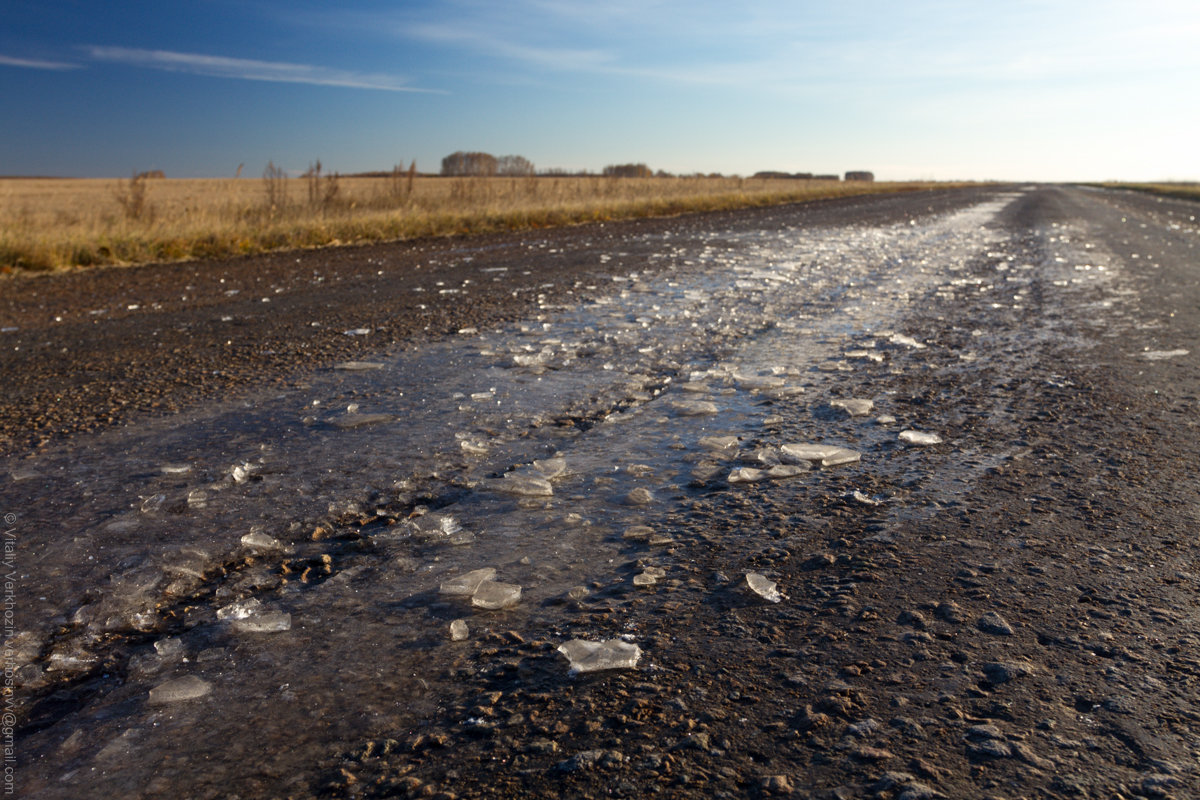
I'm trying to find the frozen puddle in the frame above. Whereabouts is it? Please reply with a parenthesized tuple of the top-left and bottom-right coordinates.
(5, 192, 1028, 797)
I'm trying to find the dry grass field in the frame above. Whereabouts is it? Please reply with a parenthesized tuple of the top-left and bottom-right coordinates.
(1, 173, 962, 272)
(1095, 182, 1200, 202)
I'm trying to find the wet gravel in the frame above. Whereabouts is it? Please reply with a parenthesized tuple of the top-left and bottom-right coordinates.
(0, 188, 983, 455)
(6, 185, 1200, 799)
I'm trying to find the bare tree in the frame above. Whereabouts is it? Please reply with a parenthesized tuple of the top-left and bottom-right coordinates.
(441, 151, 499, 177)
(497, 155, 536, 176)
(263, 160, 288, 209)
(602, 163, 653, 178)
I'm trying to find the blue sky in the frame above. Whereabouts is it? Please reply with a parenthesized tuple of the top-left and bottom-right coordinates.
(2, 0, 1198, 181)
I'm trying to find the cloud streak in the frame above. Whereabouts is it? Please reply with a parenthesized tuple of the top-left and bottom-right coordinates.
(85, 47, 440, 93)
(0, 54, 80, 70)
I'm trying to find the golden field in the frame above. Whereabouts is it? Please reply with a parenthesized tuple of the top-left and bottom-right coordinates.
(1, 174, 963, 272)
(1095, 182, 1200, 201)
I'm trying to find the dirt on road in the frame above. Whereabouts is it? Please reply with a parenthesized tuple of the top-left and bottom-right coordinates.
(5, 186, 1200, 800)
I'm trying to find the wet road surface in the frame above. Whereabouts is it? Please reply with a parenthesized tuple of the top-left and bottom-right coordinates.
(4, 185, 1200, 799)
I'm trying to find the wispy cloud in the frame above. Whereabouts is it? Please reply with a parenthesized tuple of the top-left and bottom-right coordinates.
(85, 47, 440, 93)
(0, 54, 80, 70)
(407, 23, 613, 70)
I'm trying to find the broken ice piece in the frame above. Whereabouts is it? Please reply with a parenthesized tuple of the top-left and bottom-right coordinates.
(766, 464, 809, 479)
(532, 458, 567, 479)
(231, 611, 291, 633)
(160, 464, 192, 475)
(493, 474, 554, 497)
(742, 447, 781, 466)
(439, 568, 497, 596)
(846, 490, 884, 506)
(558, 639, 642, 674)
(216, 598, 263, 621)
(460, 440, 490, 455)
(831, 398, 875, 417)
(449, 619, 469, 641)
(875, 415, 897, 425)
(698, 435, 739, 452)
(668, 399, 719, 416)
(332, 413, 393, 429)
(471, 580, 522, 609)
(334, 361, 385, 371)
(148, 675, 212, 704)
(781, 444, 844, 462)
(888, 333, 926, 349)
(728, 467, 766, 484)
(899, 430, 943, 445)
(744, 573, 783, 603)
(820, 448, 862, 467)
(632, 572, 658, 586)
(240, 530, 284, 551)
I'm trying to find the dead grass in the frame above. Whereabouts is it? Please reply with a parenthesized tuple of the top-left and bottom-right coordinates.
(0, 175, 972, 272)
(1092, 182, 1200, 201)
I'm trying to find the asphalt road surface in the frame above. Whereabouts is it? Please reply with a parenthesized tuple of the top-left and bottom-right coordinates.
(4, 185, 1199, 800)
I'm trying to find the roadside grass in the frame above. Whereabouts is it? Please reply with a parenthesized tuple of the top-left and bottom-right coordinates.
(1, 175, 973, 273)
(1091, 182, 1200, 202)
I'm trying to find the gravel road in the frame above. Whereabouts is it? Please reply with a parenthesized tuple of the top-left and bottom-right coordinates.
(4, 185, 1200, 800)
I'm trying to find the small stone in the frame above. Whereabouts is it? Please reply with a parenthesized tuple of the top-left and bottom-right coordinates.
(870, 772, 915, 793)
(981, 660, 1034, 685)
(802, 553, 836, 570)
(965, 723, 1004, 741)
(897, 610, 929, 630)
(846, 718, 880, 737)
(554, 749, 624, 772)
(977, 611, 1015, 636)
(850, 745, 894, 761)
(1011, 741, 1055, 770)
(898, 783, 947, 800)
(675, 732, 711, 751)
(625, 487, 655, 505)
(759, 774, 794, 795)
(934, 601, 965, 623)
(967, 739, 1013, 759)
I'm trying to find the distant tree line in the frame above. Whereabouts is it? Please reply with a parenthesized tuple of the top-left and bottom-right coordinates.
(601, 163, 653, 178)
(441, 151, 537, 177)
(751, 171, 842, 181)
(440, 153, 663, 179)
